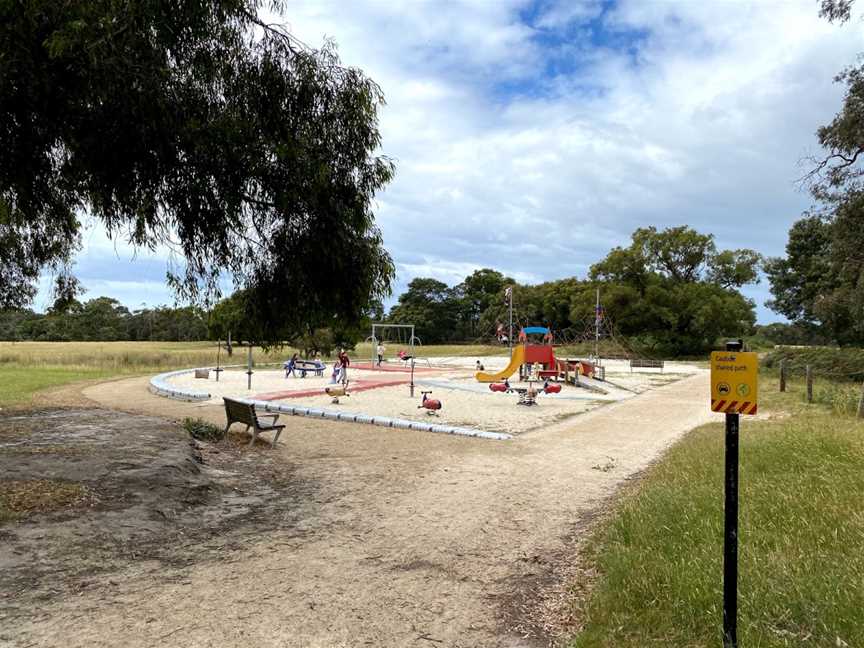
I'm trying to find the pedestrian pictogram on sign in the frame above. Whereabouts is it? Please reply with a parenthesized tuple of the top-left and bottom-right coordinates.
(711, 351, 758, 415)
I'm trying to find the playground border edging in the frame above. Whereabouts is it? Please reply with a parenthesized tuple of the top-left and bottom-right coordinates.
(149, 368, 512, 441)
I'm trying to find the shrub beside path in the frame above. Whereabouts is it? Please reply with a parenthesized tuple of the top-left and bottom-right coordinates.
(15, 371, 713, 647)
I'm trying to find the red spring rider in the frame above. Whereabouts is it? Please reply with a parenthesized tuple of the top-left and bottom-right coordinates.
(418, 390, 442, 415)
(543, 382, 561, 394)
(489, 379, 511, 393)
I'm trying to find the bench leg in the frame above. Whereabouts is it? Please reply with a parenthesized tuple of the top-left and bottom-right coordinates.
(271, 429, 282, 448)
(223, 421, 232, 440)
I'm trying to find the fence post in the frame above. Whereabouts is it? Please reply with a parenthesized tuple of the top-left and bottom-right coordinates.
(806, 365, 813, 403)
(779, 359, 786, 393)
(858, 379, 864, 420)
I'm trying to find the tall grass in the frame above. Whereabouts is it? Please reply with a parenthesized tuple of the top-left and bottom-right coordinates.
(0, 341, 295, 373)
(570, 374, 864, 647)
(763, 346, 864, 381)
(0, 340, 508, 372)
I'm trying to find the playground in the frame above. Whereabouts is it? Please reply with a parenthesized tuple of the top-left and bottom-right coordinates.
(160, 326, 701, 436)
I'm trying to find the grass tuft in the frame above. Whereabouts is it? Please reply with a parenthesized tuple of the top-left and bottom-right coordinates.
(182, 417, 224, 442)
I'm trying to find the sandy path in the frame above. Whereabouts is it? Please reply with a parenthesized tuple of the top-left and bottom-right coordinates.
(12, 371, 714, 647)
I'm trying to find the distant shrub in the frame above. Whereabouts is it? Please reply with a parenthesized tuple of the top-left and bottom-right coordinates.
(763, 346, 864, 382)
(182, 417, 223, 442)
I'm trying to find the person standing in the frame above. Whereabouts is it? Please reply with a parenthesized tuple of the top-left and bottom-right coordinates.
(284, 353, 298, 378)
(376, 342, 385, 367)
(338, 348, 351, 381)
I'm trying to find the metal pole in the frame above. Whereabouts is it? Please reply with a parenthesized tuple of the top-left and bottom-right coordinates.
(215, 339, 222, 382)
(246, 345, 253, 390)
(723, 338, 742, 648)
(508, 287, 513, 352)
(410, 359, 415, 398)
(806, 365, 813, 403)
(595, 288, 600, 361)
(371, 324, 376, 368)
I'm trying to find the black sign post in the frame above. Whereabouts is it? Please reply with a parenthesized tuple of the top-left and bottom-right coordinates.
(723, 338, 742, 647)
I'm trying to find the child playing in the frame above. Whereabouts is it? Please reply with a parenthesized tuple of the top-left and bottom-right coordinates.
(337, 348, 350, 381)
(283, 353, 299, 378)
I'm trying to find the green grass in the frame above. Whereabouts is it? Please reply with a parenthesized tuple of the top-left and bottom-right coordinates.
(0, 366, 117, 408)
(570, 374, 864, 647)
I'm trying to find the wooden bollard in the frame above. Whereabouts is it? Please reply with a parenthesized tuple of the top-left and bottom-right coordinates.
(858, 380, 864, 419)
(806, 365, 813, 403)
(779, 359, 786, 393)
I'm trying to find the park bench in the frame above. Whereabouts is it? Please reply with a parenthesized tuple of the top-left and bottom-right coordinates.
(629, 358, 665, 373)
(223, 397, 285, 448)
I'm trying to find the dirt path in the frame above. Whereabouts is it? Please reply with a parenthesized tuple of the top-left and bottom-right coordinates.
(10, 371, 714, 648)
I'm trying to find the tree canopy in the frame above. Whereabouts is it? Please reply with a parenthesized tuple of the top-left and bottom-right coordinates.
(588, 226, 760, 354)
(766, 0, 864, 345)
(0, 1, 394, 344)
(379, 227, 761, 355)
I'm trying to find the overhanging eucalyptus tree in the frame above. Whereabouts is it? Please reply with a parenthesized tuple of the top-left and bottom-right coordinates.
(0, 1, 394, 344)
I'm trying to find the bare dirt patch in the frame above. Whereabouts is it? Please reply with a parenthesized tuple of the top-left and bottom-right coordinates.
(0, 409, 318, 633)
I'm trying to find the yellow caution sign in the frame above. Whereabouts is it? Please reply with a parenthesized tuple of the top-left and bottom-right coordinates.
(710, 351, 758, 415)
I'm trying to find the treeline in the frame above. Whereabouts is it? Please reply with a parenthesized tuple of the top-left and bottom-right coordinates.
(0, 298, 207, 342)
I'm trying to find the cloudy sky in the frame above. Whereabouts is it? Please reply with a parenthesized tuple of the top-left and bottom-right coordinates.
(35, 0, 864, 321)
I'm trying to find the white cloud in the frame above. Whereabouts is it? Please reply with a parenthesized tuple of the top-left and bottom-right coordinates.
(534, 1, 604, 30)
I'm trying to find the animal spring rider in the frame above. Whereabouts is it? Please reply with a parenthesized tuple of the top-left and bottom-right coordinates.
(325, 380, 350, 404)
(543, 380, 561, 394)
(419, 390, 442, 415)
(489, 379, 511, 393)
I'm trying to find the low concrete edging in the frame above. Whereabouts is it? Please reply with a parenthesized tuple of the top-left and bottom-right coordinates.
(149, 368, 512, 441)
(149, 368, 213, 402)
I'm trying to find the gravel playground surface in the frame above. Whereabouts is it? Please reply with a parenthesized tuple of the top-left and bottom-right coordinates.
(3, 366, 715, 648)
(167, 357, 699, 435)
